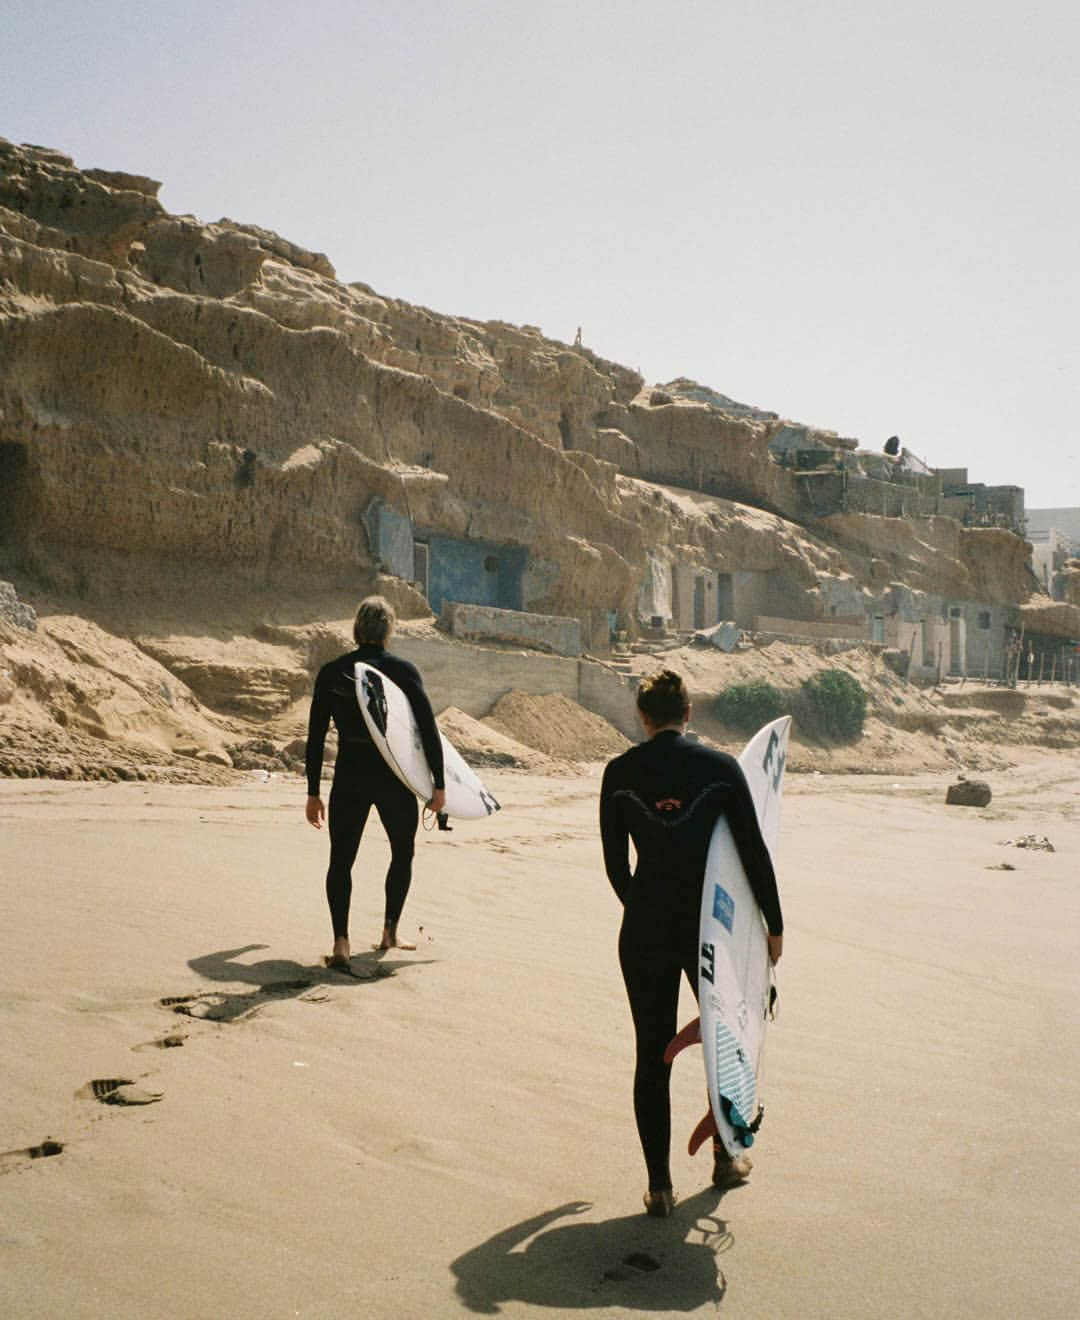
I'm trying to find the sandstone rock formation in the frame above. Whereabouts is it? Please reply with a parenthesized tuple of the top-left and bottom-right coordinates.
(8, 135, 1068, 647)
(2, 137, 1078, 781)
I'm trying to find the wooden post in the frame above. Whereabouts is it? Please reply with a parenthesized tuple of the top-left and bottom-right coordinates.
(1038, 652, 1045, 684)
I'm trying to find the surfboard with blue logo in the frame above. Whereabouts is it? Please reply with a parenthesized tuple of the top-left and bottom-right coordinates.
(666, 716, 789, 1160)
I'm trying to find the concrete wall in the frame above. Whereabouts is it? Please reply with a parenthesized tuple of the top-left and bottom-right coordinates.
(885, 604, 1012, 680)
(364, 501, 531, 616)
(731, 570, 770, 629)
(754, 615, 870, 641)
(819, 575, 869, 618)
(638, 553, 673, 625)
(522, 556, 560, 609)
(1030, 529, 1072, 599)
(959, 603, 1012, 678)
(941, 483, 1025, 532)
(422, 532, 526, 615)
(440, 602, 583, 657)
(362, 499, 415, 581)
(795, 469, 943, 520)
(671, 564, 724, 631)
(887, 616, 950, 679)
(394, 634, 641, 740)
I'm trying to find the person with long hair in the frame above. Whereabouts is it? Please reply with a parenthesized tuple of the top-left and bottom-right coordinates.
(305, 596, 445, 965)
(600, 669, 783, 1216)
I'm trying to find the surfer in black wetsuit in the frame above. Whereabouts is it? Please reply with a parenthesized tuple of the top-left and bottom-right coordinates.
(305, 596, 445, 967)
(600, 669, 783, 1218)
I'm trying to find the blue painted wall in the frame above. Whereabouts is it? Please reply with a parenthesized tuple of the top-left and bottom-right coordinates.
(362, 499, 414, 580)
(423, 533, 525, 614)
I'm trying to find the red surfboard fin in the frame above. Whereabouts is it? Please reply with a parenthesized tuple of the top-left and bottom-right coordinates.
(663, 1017, 701, 1064)
(688, 1108, 718, 1155)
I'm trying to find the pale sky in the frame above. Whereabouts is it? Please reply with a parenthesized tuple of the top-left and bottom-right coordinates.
(3, 0, 1077, 508)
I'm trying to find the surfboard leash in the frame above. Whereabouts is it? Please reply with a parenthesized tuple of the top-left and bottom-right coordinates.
(422, 807, 453, 832)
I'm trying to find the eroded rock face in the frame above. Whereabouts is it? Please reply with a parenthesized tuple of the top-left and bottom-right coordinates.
(0, 136, 891, 644)
(0, 135, 1066, 658)
(0, 138, 659, 639)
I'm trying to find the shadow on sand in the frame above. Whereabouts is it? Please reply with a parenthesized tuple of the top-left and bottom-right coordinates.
(164, 944, 434, 1022)
(451, 1187, 732, 1313)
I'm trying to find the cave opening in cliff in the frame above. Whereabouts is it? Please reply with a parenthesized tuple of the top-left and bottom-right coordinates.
(0, 442, 29, 557)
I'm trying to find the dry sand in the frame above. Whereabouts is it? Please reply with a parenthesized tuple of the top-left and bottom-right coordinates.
(1, 753, 1077, 1319)
(485, 691, 632, 763)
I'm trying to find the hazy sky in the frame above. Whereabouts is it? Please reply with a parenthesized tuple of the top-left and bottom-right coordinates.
(4, 0, 1077, 507)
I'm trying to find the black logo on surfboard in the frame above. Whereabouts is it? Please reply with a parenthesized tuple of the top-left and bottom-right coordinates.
(363, 670, 389, 737)
(761, 729, 785, 792)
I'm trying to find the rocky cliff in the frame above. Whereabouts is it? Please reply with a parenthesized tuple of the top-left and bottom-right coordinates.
(2, 138, 1078, 779)
(8, 136, 1062, 638)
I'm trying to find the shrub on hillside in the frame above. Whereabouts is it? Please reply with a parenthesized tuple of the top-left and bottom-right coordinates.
(795, 668, 866, 741)
(713, 680, 789, 733)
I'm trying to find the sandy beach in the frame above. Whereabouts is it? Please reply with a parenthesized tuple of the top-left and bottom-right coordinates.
(1, 755, 1077, 1319)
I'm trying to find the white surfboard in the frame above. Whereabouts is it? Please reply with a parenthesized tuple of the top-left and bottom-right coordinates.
(354, 661, 500, 821)
(666, 715, 789, 1159)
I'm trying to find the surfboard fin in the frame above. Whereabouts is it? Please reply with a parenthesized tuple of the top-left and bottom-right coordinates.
(663, 1017, 701, 1064)
(688, 1108, 718, 1155)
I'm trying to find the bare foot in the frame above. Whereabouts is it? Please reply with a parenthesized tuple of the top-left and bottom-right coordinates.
(375, 923, 416, 951)
(328, 937, 350, 968)
(643, 1188, 675, 1218)
(712, 1144, 753, 1188)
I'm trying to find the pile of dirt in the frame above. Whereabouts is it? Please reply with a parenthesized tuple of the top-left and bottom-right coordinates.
(437, 707, 560, 772)
(484, 691, 631, 762)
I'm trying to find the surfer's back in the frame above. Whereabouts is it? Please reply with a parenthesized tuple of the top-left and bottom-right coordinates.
(600, 731, 780, 931)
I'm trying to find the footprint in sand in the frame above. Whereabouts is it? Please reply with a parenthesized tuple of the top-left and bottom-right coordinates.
(133, 1033, 187, 1052)
(159, 979, 334, 1023)
(321, 957, 391, 982)
(76, 1079, 164, 1106)
(0, 1139, 64, 1173)
(165, 994, 234, 1021)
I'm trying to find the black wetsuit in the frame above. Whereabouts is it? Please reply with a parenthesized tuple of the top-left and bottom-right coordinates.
(599, 731, 782, 1192)
(306, 647, 445, 937)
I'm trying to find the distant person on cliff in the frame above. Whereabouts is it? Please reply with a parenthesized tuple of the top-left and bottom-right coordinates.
(599, 669, 783, 1217)
(305, 596, 445, 967)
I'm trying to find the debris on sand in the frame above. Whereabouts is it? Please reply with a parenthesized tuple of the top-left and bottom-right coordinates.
(1001, 834, 1055, 852)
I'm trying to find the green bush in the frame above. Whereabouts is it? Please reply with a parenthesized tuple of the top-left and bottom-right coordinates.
(795, 668, 866, 742)
(713, 680, 789, 733)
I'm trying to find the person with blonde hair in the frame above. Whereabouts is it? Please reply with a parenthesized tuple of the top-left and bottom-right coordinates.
(305, 596, 445, 965)
(600, 669, 783, 1217)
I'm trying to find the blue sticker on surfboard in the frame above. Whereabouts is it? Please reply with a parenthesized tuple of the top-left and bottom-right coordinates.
(712, 884, 735, 933)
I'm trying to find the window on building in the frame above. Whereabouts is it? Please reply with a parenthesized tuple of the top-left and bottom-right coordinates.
(977, 611, 991, 629)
